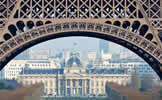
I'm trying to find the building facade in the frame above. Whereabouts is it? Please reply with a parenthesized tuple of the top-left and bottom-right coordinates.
(91, 59, 159, 80)
(17, 67, 131, 96)
(1, 60, 26, 80)
(29, 49, 50, 60)
(17, 55, 131, 96)
(0, 59, 61, 80)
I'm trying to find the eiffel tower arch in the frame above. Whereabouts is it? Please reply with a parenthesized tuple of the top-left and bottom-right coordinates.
(0, 0, 162, 79)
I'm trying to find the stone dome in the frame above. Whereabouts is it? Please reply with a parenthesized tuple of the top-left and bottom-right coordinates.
(66, 56, 82, 67)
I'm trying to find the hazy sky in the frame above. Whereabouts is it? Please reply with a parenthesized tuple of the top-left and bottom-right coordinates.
(29, 36, 122, 54)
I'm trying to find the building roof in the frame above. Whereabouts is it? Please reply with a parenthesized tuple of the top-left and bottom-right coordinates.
(86, 68, 126, 74)
(20, 68, 64, 74)
(20, 67, 128, 75)
(109, 58, 145, 63)
(26, 60, 50, 63)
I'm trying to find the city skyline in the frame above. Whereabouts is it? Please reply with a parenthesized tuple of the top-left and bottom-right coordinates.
(22, 37, 129, 55)
(0, 0, 161, 100)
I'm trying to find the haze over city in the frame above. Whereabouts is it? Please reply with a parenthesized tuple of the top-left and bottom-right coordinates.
(29, 37, 127, 55)
(0, 0, 162, 100)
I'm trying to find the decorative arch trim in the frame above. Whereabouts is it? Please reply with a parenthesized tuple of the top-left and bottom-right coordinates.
(0, 21, 161, 79)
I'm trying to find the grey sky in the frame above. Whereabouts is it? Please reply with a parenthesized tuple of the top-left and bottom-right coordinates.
(30, 36, 121, 54)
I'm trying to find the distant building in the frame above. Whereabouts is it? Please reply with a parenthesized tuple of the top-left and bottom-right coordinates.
(1, 60, 26, 80)
(99, 40, 109, 54)
(0, 59, 61, 80)
(104, 59, 159, 81)
(17, 53, 131, 96)
(101, 51, 112, 65)
(120, 48, 137, 59)
(25, 59, 60, 69)
(29, 49, 50, 60)
(88, 51, 112, 68)
(62, 50, 71, 62)
(88, 51, 97, 62)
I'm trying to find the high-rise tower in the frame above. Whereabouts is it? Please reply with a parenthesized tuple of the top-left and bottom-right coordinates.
(99, 40, 109, 54)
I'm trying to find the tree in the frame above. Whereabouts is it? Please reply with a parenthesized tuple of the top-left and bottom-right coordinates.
(0, 81, 16, 90)
(159, 89, 162, 98)
(140, 74, 153, 91)
(0, 81, 5, 89)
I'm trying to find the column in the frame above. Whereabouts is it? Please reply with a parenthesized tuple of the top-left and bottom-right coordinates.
(65, 79, 67, 96)
(84, 79, 86, 95)
(58, 79, 60, 96)
(71, 79, 73, 96)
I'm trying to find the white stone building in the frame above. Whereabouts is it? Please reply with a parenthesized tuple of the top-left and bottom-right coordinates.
(29, 49, 50, 60)
(1, 60, 26, 80)
(0, 59, 61, 80)
(17, 54, 131, 96)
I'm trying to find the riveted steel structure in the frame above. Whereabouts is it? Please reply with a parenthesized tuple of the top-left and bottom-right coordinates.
(0, 0, 162, 79)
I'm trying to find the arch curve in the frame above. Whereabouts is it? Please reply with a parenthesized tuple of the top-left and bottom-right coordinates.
(0, 22, 162, 79)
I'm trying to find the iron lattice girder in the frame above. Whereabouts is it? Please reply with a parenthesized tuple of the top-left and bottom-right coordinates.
(0, 20, 161, 77)
(0, 0, 161, 79)
(0, 0, 161, 19)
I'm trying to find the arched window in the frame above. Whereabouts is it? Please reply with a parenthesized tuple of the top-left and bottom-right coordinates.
(131, 21, 140, 32)
(113, 21, 121, 26)
(27, 21, 35, 29)
(145, 33, 153, 41)
(16, 21, 25, 32)
(122, 21, 130, 29)
(139, 25, 149, 36)
(36, 21, 44, 26)
(8, 25, 17, 36)
(4, 33, 12, 40)
(105, 21, 112, 24)
(45, 21, 52, 24)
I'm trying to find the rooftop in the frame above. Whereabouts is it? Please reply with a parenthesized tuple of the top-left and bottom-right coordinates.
(20, 68, 64, 74)
(20, 68, 127, 75)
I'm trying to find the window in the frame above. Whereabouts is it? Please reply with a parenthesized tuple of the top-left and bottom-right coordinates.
(50, 80, 53, 87)
(101, 81, 104, 86)
(50, 89, 53, 93)
(67, 88, 71, 96)
(102, 89, 104, 94)
(45, 81, 48, 87)
(91, 81, 94, 86)
(72, 79, 76, 87)
(96, 89, 99, 94)
(79, 88, 82, 95)
(79, 79, 82, 86)
(67, 79, 70, 86)
(96, 81, 99, 86)
(87, 79, 89, 87)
